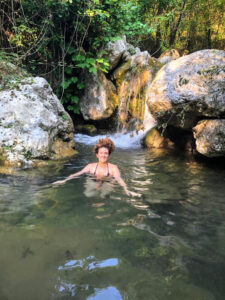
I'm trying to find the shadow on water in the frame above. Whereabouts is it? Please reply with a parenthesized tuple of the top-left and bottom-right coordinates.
(0, 140, 225, 299)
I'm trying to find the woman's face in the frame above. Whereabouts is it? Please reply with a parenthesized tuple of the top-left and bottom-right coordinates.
(96, 147, 109, 163)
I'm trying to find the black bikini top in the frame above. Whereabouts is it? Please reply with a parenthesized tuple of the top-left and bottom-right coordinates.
(93, 163, 110, 177)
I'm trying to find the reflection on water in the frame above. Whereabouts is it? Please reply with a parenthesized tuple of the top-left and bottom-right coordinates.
(56, 256, 120, 299)
(58, 257, 119, 271)
(87, 287, 122, 300)
(0, 140, 225, 299)
(84, 176, 115, 198)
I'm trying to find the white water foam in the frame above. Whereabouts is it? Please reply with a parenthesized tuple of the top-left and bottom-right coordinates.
(75, 131, 147, 149)
(75, 103, 156, 150)
(143, 101, 156, 130)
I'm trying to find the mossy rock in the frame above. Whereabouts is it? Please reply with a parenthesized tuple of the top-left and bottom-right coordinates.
(0, 60, 28, 91)
(112, 59, 132, 85)
(144, 128, 174, 149)
(75, 124, 97, 136)
(148, 57, 163, 77)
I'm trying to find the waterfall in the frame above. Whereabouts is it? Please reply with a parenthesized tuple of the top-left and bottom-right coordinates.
(75, 95, 155, 149)
(114, 51, 156, 139)
(143, 100, 156, 132)
(116, 73, 155, 138)
(116, 81, 132, 133)
(116, 72, 135, 133)
(76, 50, 157, 149)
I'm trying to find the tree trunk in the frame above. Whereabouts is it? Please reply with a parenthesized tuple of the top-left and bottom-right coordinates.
(155, 3, 163, 56)
(169, 0, 186, 46)
(207, 27, 211, 48)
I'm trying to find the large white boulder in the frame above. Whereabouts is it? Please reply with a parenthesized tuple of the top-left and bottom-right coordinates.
(147, 49, 225, 130)
(0, 77, 75, 166)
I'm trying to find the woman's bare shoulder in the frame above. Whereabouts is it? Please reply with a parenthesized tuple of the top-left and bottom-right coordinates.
(85, 163, 97, 171)
(108, 163, 118, 169)
(88, 163, 96, 167)
(108, 163, 120, 175)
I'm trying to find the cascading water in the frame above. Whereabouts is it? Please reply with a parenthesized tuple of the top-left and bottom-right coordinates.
(75, 101, 155, 149)
(116, 72, 134, 133)
(143, 99, 156, 131)
(115, 51, 156, 140)
(75, 51, 156, 148)
(75, 132, 144, 149)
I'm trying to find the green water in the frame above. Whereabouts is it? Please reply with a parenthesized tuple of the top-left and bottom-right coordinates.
(1, 142, 225, 300)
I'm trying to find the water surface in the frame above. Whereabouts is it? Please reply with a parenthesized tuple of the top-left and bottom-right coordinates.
(0, 134, 225, 300)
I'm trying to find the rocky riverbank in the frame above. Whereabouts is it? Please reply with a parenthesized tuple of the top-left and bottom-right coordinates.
(146, 49, 225, 157)
(1, 38, 225, 169)
(78, 40, 225, 159)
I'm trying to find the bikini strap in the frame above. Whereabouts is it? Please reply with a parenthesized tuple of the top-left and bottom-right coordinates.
(94, 163, 110, 176)
(93, 163, 98, 175)
(107, 163, 110, 177)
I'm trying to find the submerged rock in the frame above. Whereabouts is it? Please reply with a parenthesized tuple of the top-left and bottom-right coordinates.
(193, 119, 225, 157)
(75, 124, 97, 136)
(147, 49, 225, 130)
(144, 128, 174, 149)
(168, 281, 215, 300)
(79, 70, 118, 121)
(0, 77, 75, 167)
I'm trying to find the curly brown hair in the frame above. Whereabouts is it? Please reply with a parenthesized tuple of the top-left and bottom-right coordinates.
(93, 137, 116, 155)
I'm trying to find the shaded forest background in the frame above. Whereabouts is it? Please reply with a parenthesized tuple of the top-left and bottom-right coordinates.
(0, 0, 224, 114)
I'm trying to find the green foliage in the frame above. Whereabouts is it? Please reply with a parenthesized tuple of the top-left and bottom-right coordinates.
(0, 52, 28, 91)
(0, 0, 224, 114)
(58, 47, 110, 113)
(9, 25, 37, 49)
(23, 150, 33, 160)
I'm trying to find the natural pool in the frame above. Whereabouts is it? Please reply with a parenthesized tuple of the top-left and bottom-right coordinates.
(0, 134, 225, 300)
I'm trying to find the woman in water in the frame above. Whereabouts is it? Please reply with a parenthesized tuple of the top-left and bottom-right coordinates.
(53, 137, 137, 197)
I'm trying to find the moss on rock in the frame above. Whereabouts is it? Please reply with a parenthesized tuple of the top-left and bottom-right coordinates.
(0, 60, 28, 91)
(144, 128, 174, 149)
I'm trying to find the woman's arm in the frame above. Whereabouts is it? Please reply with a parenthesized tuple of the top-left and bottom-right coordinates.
(53, 164, 91, 185)
(113, 165, 140, 197)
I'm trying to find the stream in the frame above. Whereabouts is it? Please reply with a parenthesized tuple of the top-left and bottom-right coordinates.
(0, 133, 225, 300)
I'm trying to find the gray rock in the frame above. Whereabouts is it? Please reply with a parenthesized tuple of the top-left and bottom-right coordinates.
(193, 119, 225, 157)
(147, 49, 225, 130)
(158, 49, 180, 65)
(105, 36, 140, 70)
(0, 77, 75, 166)
(75, 124, 97, 136)
(80, 45, 158, 129)
(104, 36, 127, 70)
(79, 70, 118, 120)
(144, 128, 174, 149)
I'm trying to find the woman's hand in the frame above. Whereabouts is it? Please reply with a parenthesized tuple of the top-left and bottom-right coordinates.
(126, 190, 142, 198)
(113, 167, 142, 198)
(52, 179, 67, 185)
